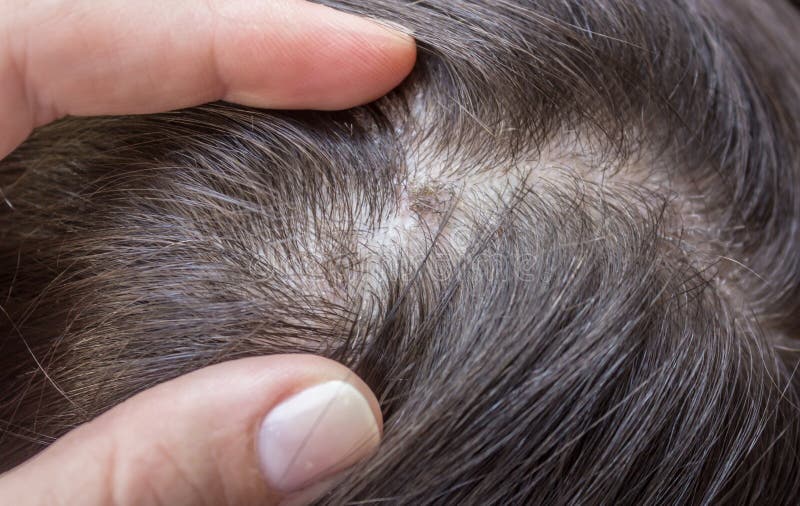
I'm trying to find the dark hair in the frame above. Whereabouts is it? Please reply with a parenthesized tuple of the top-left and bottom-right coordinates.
(2, 0, 800, 503)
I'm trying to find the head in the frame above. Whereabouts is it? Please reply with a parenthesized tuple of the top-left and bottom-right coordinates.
(2, 0, 800, 503)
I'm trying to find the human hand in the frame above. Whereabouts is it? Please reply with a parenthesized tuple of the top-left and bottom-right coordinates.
(0, 0, 416, 159)
(0, 1, 415, 504)
(0, 356, 383, 506)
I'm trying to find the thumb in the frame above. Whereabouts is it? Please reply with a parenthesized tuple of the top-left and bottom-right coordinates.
(0, 355, 383, 506)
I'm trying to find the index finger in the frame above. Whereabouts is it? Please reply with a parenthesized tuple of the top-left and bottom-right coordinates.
(0, 0, 416, 157)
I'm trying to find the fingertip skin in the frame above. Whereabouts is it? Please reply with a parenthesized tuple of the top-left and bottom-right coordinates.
(215, 1, 418, 110)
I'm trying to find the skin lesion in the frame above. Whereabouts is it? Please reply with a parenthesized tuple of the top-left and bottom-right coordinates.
(408, 181, 451, 219)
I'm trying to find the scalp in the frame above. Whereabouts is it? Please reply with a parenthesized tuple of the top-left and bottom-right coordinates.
(2, 1, 800, 504)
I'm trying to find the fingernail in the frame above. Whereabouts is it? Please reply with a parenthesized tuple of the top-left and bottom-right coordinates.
(367, 18, 415, 38)
(359, 18, 415, 50)
(258, 380, 381, 494)
(314, 3, 414, 42)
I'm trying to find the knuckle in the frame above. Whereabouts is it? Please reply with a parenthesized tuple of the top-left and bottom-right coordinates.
(100, 432, 214, 506)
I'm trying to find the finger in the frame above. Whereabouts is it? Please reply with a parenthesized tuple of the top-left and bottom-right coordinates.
(0, 355, 383, 506)
(0, 0, 416, 157)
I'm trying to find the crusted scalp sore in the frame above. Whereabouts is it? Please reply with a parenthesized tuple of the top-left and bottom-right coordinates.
(2, 0, 800, 504)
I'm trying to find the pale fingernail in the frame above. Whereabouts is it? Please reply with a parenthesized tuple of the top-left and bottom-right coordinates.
(316, 4, 415, 44)
(366, 17, 415, 38)
(258, 380, 381, 494)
